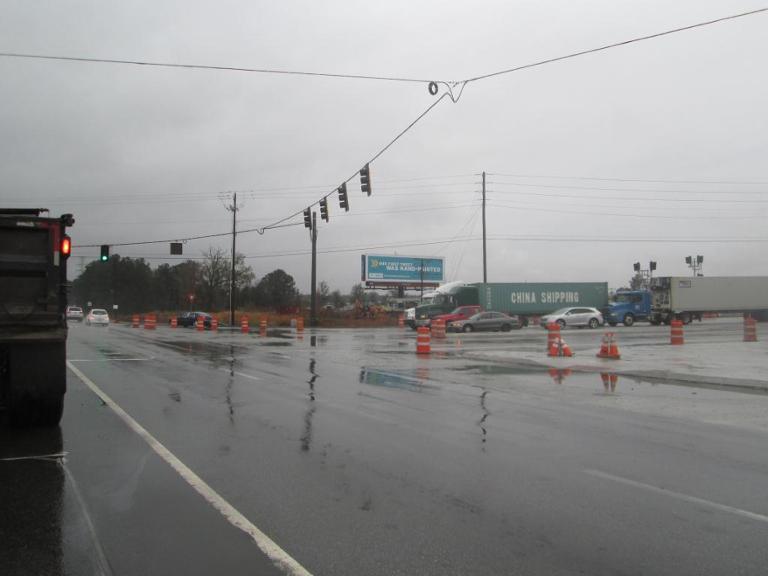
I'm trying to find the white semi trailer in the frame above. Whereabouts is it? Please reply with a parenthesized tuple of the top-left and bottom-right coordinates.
(650, 276, 768, 324)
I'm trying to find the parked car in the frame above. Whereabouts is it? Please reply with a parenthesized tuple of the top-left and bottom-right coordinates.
(85, 308, 110, 326)
(66, 305, 83, 322)
(176, 311, 212, 328)
(449, 311, 520, 333)
(539, 307, 603, 329)
(432, 305, 482, 328)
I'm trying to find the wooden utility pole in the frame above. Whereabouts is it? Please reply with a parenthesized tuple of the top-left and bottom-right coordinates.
(310, 211, 318, 326)
(227, 192, 237, 327)
(482, 171, 487, 285)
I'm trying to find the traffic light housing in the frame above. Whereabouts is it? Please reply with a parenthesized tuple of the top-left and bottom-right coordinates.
(633, 262, 640, 272)
(303, 208, 312, 228)
(100, 244, 110, 262)
(360, 164, 371, 196)
(650, 261, 657, 272)
(338, 183, 349, 212)
(319, 198, 329, 222)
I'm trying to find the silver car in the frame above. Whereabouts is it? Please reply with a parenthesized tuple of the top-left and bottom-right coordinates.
(540, 307, 603, 329)
(450, 311, 520, 333)
(85, 308, 110, 326)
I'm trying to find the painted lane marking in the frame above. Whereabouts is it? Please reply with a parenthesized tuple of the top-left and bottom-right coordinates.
(0, 452, 69, 462)
(220, 368, 262, 381)
(585, 469, 768, 525)
(66, 361, 313, 576)
(68, 358, 154, 362)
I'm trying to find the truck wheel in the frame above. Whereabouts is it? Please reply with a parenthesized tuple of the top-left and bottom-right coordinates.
(463, 325, 474, 333)
(37, 395, 65, 427)
(9, 394, 64, 428)
(623, 314, 635, 327)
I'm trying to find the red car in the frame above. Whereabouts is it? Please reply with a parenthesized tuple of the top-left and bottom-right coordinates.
(432, 305, 482, 328)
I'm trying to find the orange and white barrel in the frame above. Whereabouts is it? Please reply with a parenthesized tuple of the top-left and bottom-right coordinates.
(296, 317, 304, 332)
(240, 315, 249, 334)
(196, 316, 204, 331)
(416, 326, 431, 355)
(432, 318, 446, 339)
(132, 314, 140, 328)
(547, 322, 561, 351)
(670, 320, 684, 345)
(211, 317, 218, 331)
(744, 315, 758, 342)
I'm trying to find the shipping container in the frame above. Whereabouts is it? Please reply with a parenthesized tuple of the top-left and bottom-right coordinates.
(650, 276, 768, 323)
(476, 282, 609, 320)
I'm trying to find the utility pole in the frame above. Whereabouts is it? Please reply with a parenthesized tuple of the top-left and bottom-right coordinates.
(310, 211, 318, 326)
(226, 192, 238, 327)
(482, 171, 487, 285)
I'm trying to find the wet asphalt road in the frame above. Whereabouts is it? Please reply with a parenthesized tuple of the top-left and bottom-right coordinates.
(3, 321, 768, 575)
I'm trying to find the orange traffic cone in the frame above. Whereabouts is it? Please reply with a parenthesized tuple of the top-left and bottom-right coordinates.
(597, 332, 621, 359)
(548, 336, 574, 357)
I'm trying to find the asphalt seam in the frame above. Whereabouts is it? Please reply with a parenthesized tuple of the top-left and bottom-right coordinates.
(66, 360, 314, 576)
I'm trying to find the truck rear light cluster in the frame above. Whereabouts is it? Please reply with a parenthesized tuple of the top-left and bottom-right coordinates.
(61, 235, 72, 258)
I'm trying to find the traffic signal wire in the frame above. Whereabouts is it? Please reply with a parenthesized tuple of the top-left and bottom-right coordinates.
(461, 7, 768, 84)
(0, 51, 445, 85)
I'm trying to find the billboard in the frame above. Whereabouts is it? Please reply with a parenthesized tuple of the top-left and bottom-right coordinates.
(362, 254, 445, 286)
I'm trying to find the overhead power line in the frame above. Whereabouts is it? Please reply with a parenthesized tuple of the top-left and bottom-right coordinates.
(463, 7, 768, 83)
(0, 51, 444, 84)
(488, 172, 768, 186)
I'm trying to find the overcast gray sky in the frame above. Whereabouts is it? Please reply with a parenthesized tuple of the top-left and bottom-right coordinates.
(2, 0, 767, 293)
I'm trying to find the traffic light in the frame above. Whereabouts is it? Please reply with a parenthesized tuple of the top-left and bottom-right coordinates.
(697, 255, 703, 264)
(100, 244, 110, 262)
(170, 242, 183, 255)
(650, 261, 657, 272)
(303, 208, 312, 228)
(360, 163, 371, 196)
(338, 183, 349, 212)
(685, 256, 692, 265)
(633, 262, 640, 272)
(319, 198, 329, 222)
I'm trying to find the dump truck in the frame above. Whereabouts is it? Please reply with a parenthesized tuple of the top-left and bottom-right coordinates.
(414, 281, 609, 327)
(650, 276, 768, 324)
(1, 209, 75, 426)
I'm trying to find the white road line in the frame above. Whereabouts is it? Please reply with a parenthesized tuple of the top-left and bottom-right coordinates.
(220, 368, 262, 381)
(585, 469, 768, 525)
(66, 361, 313, 576)
(68, 358, 154, 362)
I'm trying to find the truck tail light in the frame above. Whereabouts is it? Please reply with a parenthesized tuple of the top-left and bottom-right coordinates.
(61, 235, 72, 258)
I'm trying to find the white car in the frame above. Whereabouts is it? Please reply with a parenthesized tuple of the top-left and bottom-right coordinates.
(66, 305, 84, 322)
(85, 308, 110, 326)
(540, 307, 603, 329)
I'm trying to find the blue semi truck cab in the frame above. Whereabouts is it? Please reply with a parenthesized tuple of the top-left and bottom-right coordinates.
(605, 290, 654, 326)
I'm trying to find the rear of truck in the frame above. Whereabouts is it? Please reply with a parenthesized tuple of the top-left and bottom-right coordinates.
(0, 209, 74, 426)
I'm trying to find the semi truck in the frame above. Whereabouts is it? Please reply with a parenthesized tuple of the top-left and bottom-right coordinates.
(650, 276, 768, 324)
(604, 290, 653, 326)
(1, 209, 75, 426)
(414, 281, 609, 327)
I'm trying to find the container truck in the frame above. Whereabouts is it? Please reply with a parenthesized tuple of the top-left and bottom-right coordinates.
(414, 281, 609, 328)
(1, 209, 75, 426)
(650, 276, 768, 324)
(604, 290, 653, 326)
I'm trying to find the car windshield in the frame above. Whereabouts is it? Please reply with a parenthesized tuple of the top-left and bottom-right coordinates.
(551, 308, 572, 315)
(91, 309, 107, 315)
(612, 293, 631, 303)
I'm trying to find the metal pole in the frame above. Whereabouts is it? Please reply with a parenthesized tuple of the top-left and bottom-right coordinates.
(229, 192, 236, 327)
(420, 257, 424, 301)
(482, 171, 487, 285)
(310, 211, 317, 326)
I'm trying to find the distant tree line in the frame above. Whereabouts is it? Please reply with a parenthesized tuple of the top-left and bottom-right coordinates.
(72, 248, 399, 315)
(72, 248, 301, 314)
